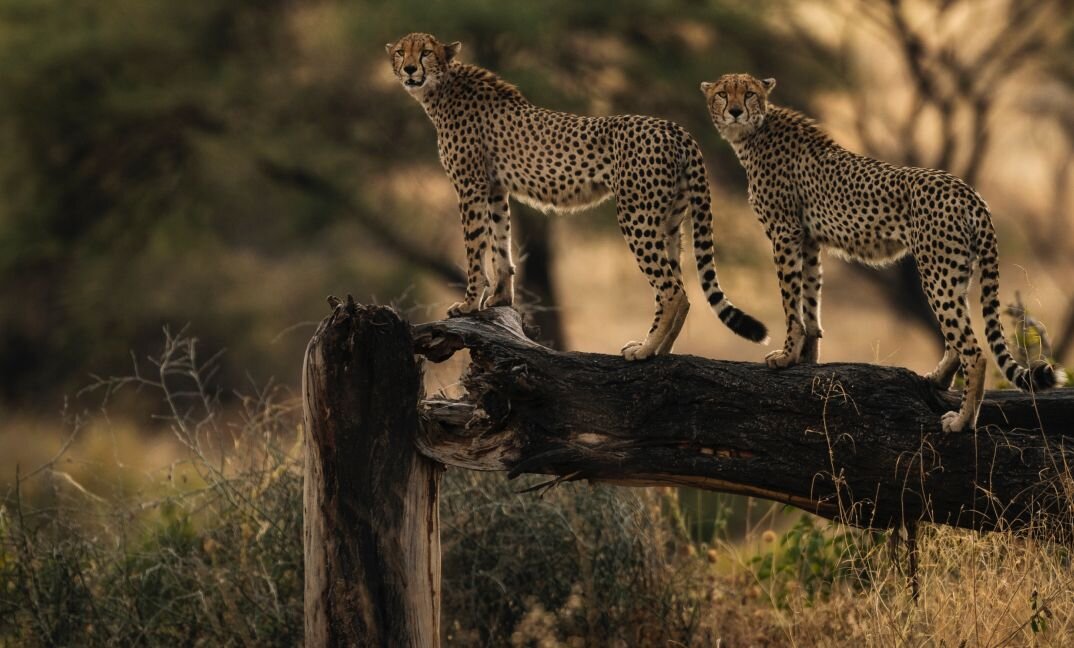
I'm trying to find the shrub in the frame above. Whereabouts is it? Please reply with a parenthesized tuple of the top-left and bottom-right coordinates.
(3, 328, 1073, 646)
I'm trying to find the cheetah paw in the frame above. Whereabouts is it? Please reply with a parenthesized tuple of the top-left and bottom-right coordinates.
(620, 341, 655, 362)
(764, 349, 799, 369)
(447, 300, 480, 317)
(940, 411, 970, 433)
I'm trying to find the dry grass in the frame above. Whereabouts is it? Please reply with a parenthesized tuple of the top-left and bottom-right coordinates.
(3, 307, 1072, 647)
(440, 476, 1074, 647)
(703, 521, 1074, 647)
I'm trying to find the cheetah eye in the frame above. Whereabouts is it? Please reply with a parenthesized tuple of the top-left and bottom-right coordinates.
(745, 91, 756, 99)
(420, 49, 432, 57)
(394, 49, 404, 57)
(716, 91, 727, 99)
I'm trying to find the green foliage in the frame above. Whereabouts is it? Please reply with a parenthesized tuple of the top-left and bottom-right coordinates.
(0, 330, 304, 645)
(1030, 589, 1051, 634)
(749, 515, 888, 606)
(992, 301, 1067, 389)
(1, 469, 305, 646)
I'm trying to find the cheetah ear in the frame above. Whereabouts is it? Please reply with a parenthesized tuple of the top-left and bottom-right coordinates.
(700, 81, 714, 94)
(761, 77, 777, 93)
(385, 42, 395, 55)
(444, 41, 462, 61)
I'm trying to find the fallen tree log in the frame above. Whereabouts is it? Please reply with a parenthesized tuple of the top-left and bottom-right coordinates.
(413, 306, 1074, 539)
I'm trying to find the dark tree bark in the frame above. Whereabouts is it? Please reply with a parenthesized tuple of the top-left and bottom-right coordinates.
(302, 297, 441, 648)
(846, 256, 945, 351)
(414, 307, 1074, 540)
(512, 204, 565, 349)
(1055, 297, 1074, 366)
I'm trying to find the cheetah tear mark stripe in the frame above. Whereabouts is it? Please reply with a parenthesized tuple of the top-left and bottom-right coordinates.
(976, 209, 1063, 391)
(685, 145, 768, 344)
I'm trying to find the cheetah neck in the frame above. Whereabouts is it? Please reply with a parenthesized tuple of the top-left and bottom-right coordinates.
(414, 62, 528, 123)
(721, 119, 768, 163)
(728, 106, 830, 168)
(411, 73, 450, 120)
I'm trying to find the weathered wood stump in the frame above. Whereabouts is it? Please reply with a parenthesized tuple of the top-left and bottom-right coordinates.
(302, 298, 441, 648)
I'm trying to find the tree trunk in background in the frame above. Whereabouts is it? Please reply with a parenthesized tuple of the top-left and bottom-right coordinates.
(302, 298, 441, 648)
(1054, 297, 1074, 365)
(512, 204, 566, 349)
(848, 257, 945, 352)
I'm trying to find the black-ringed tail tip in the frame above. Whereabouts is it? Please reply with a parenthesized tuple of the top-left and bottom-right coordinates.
(718, 305, 769, 344)
(1015, 363, 1067, 391)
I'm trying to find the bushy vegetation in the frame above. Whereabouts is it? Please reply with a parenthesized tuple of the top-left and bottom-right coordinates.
(3, 331, 1073, 646)
(0, 331, 306, 645)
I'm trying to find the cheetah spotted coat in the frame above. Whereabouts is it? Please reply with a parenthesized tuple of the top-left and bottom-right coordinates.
(388, 33, 766, 360)
(703, 73, 1060, 432)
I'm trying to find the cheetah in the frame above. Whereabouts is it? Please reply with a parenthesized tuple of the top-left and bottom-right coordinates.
(386, 33, 767, 359)
(701, 73, 1062, 432)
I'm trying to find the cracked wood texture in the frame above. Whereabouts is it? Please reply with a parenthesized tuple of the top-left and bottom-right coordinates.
(414, 307, 1074, 539)
(302, 300, 441, 648)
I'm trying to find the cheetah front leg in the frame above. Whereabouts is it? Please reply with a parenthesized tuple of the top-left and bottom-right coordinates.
(654, 216, 690, 355)
(800, 236, 823, 364)
(926, 347, 960, 390)
(622, 289, 687, 361)
(482, 187, 515, 308)
(765, 223, 807, 368)
(448, 178, 491, 317)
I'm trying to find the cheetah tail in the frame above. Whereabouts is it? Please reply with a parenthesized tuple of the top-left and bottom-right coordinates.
(977, 213, 1065, 391)
(688, 184, 769, 344)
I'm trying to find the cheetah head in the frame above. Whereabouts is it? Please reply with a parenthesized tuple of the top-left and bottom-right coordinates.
(386, 33, 461, 95)
(700, 73, 776, 141)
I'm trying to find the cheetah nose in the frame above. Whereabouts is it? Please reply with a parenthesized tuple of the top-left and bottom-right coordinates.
(403, 64, 418, 75)
(729, 106, 743, 118)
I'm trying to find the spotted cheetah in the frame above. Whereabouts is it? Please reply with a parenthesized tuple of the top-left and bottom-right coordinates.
(701, 72, 1062, 432)
(386, 33, 767, 359)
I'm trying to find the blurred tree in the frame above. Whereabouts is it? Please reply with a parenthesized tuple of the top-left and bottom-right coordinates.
(0, 0, 839, 409)
(816, 0, 1073, 349)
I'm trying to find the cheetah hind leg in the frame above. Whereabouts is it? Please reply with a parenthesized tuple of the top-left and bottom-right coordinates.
(941, 355, 986, 432)
(448, 275, 489, 317)
(654, 293, 690, 355)
(926, 347, 960, 390)
(765, 320, 806, 368)
(918, 253, 985, 432)
(800, 334, 821, 364)
(622, 290, 687, 361)
(654, 215, 690, 355)
(619, 183, 686, 361)
(447, 296, 483, 317)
